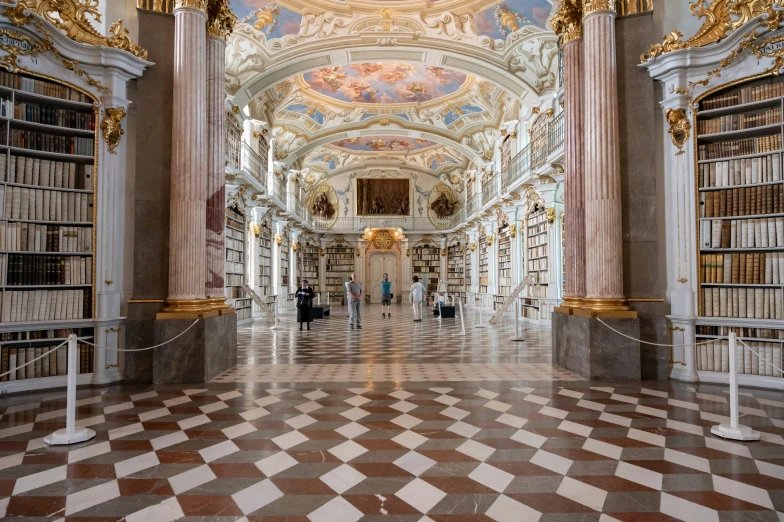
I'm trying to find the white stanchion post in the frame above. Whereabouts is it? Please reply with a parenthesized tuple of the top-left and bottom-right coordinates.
(317, 293, 321, 305)
(455, 299, 466, 336)
(45, 334, 96, 446)
(510, 299, 524, 341)
(711, 332, 760, 441)
(476, 294, 487, 328)
(327, 292, 330, 305)
(437, 301, 442, 325)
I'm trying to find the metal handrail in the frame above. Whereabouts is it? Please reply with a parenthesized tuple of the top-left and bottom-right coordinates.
(501, 145, 530, 192)
(241, 142, 266, 184)
(548, 111, 565, 155)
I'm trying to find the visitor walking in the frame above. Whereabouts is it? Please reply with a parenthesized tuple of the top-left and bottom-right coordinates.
(296, 279, 315, 331)
(410, 276, 425, 322)
(380, 273, 392, 318)
(347, 272, 362, 329)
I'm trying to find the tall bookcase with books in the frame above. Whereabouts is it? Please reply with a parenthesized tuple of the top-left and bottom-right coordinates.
(478, 230, 489, 294)
(464, 242, 472, 303)
(225, 205, 251, 323)
(522, 206, 550, 320)
(413, 245, 440, 294)
(280, 235, 289, 291)
(298, 244, 319, 292)
(447, 243, 464, 302)
(495, 226, 512, 309)
(0, 70, 98, 390)
(695, 76, 784, 384)
(325, 245, 353, 299)
(258, 220, 272, 297)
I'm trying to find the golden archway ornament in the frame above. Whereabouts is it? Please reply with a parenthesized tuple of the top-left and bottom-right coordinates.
(666, 108, 691, 150)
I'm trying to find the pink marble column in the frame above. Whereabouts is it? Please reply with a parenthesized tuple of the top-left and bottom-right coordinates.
(161, 1, 208, 315)
(205, 32, 228, 309)
(563, 36, 585, 308)
(582, 1, 628, 312)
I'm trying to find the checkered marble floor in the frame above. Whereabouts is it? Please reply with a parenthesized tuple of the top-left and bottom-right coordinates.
(1, 304, 784, 521)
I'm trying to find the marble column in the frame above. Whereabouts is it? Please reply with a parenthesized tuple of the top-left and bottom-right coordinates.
(562, 34, 585, 308)
(205, 3, 234, 310)
(160, 0, 209, 316)
(581, 0, 629, 313)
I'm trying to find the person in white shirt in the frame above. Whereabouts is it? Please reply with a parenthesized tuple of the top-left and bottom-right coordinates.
(410, 276, 426, 322)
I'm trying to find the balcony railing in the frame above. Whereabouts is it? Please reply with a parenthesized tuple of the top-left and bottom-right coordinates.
(502, 145, 530, 192)
(272, 174, 286, 204)
(287, 192, 312, 223)
(241, 142, 267, 186)
(481, 177, 499, 205)
(465, 193, 479, 217)
(548, 111, 565, 156)
(312, 214, 463, 232)
(226, 134, 241, 171)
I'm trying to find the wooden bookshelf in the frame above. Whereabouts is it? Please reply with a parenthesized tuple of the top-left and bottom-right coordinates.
(325, 245, 353, 299)
(519, 206, 549, 320)
(298, 244, 319, 292)
(258, 219, 272, 297)
(464, 241, 471, 304)
(0, 70, 97, 387)
(695, 76, 784, 382)
(478, 230, 488, 294)
(561, 216, 566, 293)
(280, 235, 289, 289)
(498, 226, 512, 296)
(225, 205, 251, 323)
(447, 243, 464, 302)
(413, 245, 440, 295)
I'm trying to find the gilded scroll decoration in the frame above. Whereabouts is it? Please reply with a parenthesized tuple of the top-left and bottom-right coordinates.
(4, 1, 148, 60)
(100, 106, 126, 154)
(666, 109, 691, 150)
(583, 0, 617, 15)
(550, 0, 583, 44)
(206, 0, 236, 41)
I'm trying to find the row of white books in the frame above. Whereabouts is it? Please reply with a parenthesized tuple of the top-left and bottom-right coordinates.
(226, 237, 243, 252)
(698, 154, 781, 188)
(528, 246, 548, 259)
(413, 254, 440, 261)
(1, 289, 89, 322)
(226, 228, 244, 241)
(225, 261, 244, 274)
(0, 224, 92, 253)
(0, 154, 92, 189)
(0, 345, 93, 381)
(711, 252, 784, 284)
(702, 218, 784, 248)
(696, 340, 782, 376)
(702, 287, 784, 318)
(225, 274, 243, 287)
(226, 250, 244, 263)
(2, 186, 93, 222)
(525, 285, 547, 297)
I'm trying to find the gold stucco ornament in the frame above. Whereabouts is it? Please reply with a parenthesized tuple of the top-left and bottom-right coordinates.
(100, 107, 126, 154)
(666, 108, 691, 150)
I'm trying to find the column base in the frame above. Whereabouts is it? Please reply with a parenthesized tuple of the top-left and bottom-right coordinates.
(553, 312, 641, 381)
(574, 297, 637, 318)
(206, 297, 231, 311)
(157, 298, 229, 319)
(153, 313, 237, 384)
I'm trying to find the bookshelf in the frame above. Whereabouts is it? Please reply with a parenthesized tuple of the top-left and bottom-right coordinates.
(325, 245, 353, 299)
(495, 226, 512, 310)
(695, 77, 784, 382)
(0, 70, 97, 389)
(413, 245, 440, 295)
(447, 243, 464, 302)
(258, 219, 272, 297)
(464, 241, 471, 303)
(225, 205, 251, 323)
(478, 230, 488, 294)
(561, 216, 566, 293)
(521, 206, 550, 321)
(280, 235, 289, 290)
(298, 244, 319, 292)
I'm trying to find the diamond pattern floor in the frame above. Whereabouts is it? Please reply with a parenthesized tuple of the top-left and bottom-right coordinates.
(0, 304, 784, 521)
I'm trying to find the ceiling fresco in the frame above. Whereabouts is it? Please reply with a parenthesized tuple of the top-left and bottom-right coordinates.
(331, 136, 437, 152)
(231, 1, 301, 37)
(303, 64, 467, 104)
(475, 0, 552, 39)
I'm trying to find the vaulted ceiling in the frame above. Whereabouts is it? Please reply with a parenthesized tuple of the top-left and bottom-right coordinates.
(225, 0, 559, 186)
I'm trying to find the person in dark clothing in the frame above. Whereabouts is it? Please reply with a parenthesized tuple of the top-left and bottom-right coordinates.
(296, 279, 315, 331)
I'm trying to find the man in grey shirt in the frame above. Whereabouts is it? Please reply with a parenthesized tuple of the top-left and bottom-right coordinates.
(347, 272, 362, 329)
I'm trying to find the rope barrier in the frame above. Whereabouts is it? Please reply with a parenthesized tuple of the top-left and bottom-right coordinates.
(78, 320, 199, 352)
(596, 318, 718, 348)
(0, 338, 68, 380)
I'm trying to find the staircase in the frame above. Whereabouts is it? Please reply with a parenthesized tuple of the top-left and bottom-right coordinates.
(488, 276, 536, 325)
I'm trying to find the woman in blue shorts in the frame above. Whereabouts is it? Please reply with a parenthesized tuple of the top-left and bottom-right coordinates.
(380, 273, 392, 318)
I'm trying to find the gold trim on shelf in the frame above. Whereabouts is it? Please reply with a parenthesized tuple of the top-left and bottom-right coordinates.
(5, 1, 148, 60)
(100, 107, 126, 154)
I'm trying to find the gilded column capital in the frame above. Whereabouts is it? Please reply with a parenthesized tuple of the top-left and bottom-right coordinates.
(174, 0, 207, 12)
(551, 0, 583, 43)
(582, 0, 616, 16)
(206, 0, 237, 40)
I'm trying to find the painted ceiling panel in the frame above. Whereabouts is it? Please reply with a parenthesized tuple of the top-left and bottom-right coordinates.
(331, 136, 437, 151)
(304, 63, 467, 104)
(232, 1, 302, 36)
(475, 0, 552, 38)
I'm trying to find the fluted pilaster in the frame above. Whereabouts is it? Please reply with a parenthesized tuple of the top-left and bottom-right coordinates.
(163, 5, 208, 313)
(563, 37, 586, 307)
(206, 35, 227, 304)
(582, 7, 627, 311)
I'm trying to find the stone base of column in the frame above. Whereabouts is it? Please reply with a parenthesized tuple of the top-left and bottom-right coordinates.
(554, 296, 584, 315)
(553, 312, 641, 381)
(157, 298, 233, 319)
(206, 297, 231, 311)
(152, 314, 237, 384)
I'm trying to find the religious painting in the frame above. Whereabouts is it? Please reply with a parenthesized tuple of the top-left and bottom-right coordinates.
(304, 63, 466, 104)
(474, 0, 551, 39)
(357, 179, 410, 216)
(233, 1, 301, 37)
(331, 136, 436, 152)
